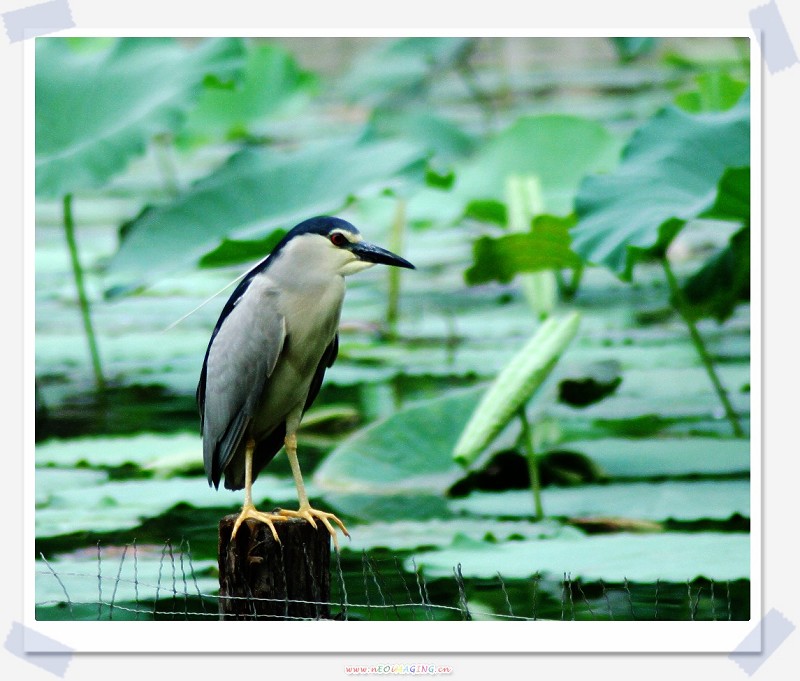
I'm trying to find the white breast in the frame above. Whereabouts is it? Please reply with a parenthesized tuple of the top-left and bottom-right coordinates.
(251, 268, 345, 438)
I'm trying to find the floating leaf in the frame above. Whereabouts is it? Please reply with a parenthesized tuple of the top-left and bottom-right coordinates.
(36, 468, 109, 506)
(409, 531, 749, 581)
(453, 312, 581, 467)
(450, 479, 749, 521)
(36, 37, 245, 197)
(36, 474, 304, 537)
(553, 437, 750, 478)
(345, 517, 574, 552)
(36, 433, 201, 470)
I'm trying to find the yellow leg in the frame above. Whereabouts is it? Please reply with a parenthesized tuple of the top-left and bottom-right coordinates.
(279, 432, 350, 549)
(230, 438, 284, 542)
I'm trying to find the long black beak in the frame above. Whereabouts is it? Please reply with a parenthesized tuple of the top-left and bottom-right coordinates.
(352, 241, 415, 269)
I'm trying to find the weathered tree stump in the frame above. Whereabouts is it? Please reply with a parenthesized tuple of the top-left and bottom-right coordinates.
(218, 515, 331, 620)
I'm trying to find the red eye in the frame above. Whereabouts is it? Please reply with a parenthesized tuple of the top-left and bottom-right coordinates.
(330, 232, 347, 247)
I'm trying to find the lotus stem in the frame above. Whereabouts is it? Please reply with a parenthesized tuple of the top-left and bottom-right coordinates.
(63, 194, 106, 392)
(386, 198, 406, 339)
(518, 407, 544, 520)
(661, 256, 743, 437)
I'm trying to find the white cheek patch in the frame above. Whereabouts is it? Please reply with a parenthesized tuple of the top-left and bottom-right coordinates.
(339, 259, 376, 276)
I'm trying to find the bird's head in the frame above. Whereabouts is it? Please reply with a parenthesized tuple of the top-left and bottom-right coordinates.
(275, 216, 415, 277)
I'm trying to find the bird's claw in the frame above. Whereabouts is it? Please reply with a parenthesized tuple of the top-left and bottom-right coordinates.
(278, 506, 350, 550)
(230, 504, 284, 543)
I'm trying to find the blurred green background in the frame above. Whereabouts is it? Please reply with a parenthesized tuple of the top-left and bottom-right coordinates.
(34, 36, 751, 621)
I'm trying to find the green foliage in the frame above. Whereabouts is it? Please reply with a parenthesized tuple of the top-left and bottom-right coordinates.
(610, 37, 658, 62)
(452, 118, 619, 294)
(362, 109, 476, 167)
(176, 40, 318, 146)
(682, 225, 750, 322)
(453, 312, 581, 467)
(678, 167, 749, 322)
(458, 115, 622, 217)
(34, 38, 753, 620)
(465, 214, 581, 285)
(702, 165, 750, 222)
(675, 71, 748, 113)
(571, 90, 750, 280)
(198, 230, 287, 269)
(342, 37, 473, 104)
(106, 138, 424, 293)
(36, 37, 245, 197)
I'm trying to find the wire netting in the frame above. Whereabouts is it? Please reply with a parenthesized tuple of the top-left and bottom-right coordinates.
(35, 540, 750, 621)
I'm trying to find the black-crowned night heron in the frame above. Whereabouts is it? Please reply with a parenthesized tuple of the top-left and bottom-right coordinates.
(198, 216, 414, 547)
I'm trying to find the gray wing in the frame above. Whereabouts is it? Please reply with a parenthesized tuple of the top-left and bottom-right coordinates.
(200, 285, 286, 488)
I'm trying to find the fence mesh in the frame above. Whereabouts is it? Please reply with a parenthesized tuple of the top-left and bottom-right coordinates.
(35, 540, 749, 621)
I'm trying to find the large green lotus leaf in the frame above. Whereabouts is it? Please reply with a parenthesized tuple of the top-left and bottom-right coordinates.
(177, 41, 317, 146)
(361, 110, 476, 166)
(450, 479, 749, 521)
(571, 90, 750, 280)
(457, 115, 622, 216)
(552, 438, 750, 478)
(403, 115, 621, 226)
(313, 387, 483, 495)
(106, 138, 424, 292)
(36, 37, 245, 197)
(408, 532, 749, 581)
(36, 551, 219, 605)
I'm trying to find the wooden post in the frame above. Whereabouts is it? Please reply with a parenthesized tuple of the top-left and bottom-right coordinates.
(218, 515, 331, 620)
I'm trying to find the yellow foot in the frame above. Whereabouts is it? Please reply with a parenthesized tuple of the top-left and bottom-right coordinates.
(230, 504, 284, 542)
(277, 505, 350, 549)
